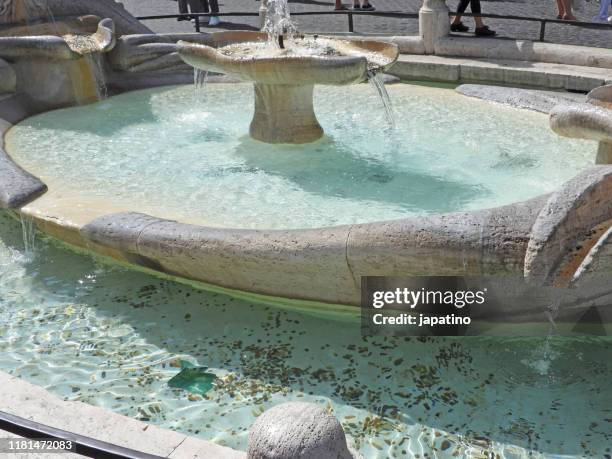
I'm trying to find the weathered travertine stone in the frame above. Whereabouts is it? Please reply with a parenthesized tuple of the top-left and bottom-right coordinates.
(247, 403, 359, 459)
(0, 17, 116, 108)
(389, 54, 610, 91)
(571, 226, 612, 286)
(435, 37, 612, 69)
(551, 84, 612, 164)
(108, 33, 214, 73)
(524, 166, 612, 284)
(79, 195, 550, 308)
(0, 119, 47, 209)
(457, 84, 585, 114)
(81, 212, 359, 304)
(588, 84, 612, 110)
(347, 195, 548, 280)
(0, 370, 244, 458)
(550, 104, 612, 145)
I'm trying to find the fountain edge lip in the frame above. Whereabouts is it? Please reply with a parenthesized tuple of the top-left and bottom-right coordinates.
(176, 38, 395, 85)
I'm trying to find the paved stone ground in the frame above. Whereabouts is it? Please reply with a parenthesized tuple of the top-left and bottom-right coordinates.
(121, 0, 611, 49)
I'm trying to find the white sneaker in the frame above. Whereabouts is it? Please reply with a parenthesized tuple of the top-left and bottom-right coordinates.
(208, 16, 220, 26)
(608, 15, 612, 23)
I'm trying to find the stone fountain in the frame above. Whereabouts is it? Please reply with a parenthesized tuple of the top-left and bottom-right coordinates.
(0, 0, 117, 108)
(550, 84, 612, 164)
(176, 0, 398, 144)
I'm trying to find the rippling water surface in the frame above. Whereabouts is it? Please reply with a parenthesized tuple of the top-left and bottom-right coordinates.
(5, 83, 594, 229)
(0, 214, 610, 458)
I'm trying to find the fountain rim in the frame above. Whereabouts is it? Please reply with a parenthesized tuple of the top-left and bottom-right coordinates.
(1, 79, 611, 308)
(176, 30, 399, 82)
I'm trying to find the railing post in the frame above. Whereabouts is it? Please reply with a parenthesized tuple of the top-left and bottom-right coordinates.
(419, 0, 450, 54)
(348, 12, 354, 32)
(195, 15, 201, 32)
(539, 20, 546, 42)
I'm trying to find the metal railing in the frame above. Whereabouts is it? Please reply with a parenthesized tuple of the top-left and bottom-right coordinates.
(457, 11, 612, 42)
(136, 11, 417, 34)
(136, 10, 612, 42)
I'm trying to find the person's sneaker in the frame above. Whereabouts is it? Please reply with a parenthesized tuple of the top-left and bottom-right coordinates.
(450, 22, 469, 32)
(352, 4, 361, 9)
(361, 4, 375, 10)
(475, 26, 496, 36)
(208, 16, 220, 26)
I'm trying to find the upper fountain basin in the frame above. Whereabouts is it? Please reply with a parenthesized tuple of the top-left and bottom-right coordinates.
(177, 31, 398, 85)
(0, 15, 115, 60)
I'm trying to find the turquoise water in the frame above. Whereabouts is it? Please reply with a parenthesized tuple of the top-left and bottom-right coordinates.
(0, 214, 610, 458)
(6, 83, 594, 229)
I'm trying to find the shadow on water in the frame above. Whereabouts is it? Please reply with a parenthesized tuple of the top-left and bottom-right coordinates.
(233, 136, 488, 213)
(13, 89, 167, 137)
(0, 213, 610, 456)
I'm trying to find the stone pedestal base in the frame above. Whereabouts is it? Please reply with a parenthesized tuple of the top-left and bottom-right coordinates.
(250, 83, 324, 144)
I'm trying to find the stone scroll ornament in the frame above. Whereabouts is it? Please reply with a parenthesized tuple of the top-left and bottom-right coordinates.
(0, 0, 49, 24)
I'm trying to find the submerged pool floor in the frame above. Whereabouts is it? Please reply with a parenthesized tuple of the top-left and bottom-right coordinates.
(0, 214, 610, 458)
(6, 83, 594, 229)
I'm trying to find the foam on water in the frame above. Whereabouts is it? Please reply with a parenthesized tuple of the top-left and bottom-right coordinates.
(0, 213, 610, 458)
(6, 83, 595, 229)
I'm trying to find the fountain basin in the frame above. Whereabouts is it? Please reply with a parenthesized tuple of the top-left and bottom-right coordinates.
(6, 82, 612, 320)
(177, 31, 398, 143)
(1, 210, 610, 457)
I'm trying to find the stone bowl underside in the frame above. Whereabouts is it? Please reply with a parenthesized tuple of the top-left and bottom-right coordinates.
(176, 31, 399, 85)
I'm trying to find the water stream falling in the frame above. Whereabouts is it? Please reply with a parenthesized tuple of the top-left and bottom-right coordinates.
(367, 71, 396, 129)
(527, 298, 562, 376)
(85, 53, 108, 100)
(193, 68, 209, 101)
(19, 214, 36, 259)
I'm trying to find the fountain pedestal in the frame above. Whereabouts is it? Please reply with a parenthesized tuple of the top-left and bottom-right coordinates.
(177, 32, 398, 144)
(251, 83, 322, 143)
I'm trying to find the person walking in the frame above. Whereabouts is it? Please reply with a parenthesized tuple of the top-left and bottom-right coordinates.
(203, 0, 220, 26)
(450, 0, 496, 36)
(593, 0, 611, 22)
(555, 0, 576, 20)
(334, 0, 347, 10)
(352, 0, 375, 10)
(177, 0, 220, 27)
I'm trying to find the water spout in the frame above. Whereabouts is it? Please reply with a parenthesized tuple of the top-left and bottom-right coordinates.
(194, 68, 208, 101)
(368, 71, 396, 129)
(20, 214, 36, 259)
(262, 0, 296, 46)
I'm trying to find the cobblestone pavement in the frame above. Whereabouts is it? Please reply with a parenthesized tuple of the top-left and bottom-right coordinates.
(121, 0, 611, 48)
